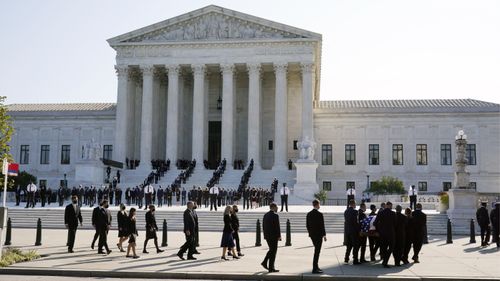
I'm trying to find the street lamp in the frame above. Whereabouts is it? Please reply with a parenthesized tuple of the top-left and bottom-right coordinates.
(455, 130, 467, 140)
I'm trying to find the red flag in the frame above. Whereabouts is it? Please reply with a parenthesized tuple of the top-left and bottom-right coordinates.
(8, 163, 18, 176)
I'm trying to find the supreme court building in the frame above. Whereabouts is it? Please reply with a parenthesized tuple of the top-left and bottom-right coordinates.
(7, 5, 500, 198)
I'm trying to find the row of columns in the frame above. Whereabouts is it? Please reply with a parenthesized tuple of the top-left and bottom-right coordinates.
(114, 62, 316, 170)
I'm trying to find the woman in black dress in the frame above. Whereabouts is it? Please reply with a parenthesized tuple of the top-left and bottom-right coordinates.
(220, 206, 239, 260)
(126, 207, 139, 259)
(117, 204, 128, 252)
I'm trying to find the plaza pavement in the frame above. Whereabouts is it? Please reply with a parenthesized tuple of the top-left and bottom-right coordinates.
(0, 228, 499, 281)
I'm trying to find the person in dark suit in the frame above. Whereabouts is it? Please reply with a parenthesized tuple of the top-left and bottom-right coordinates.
(126, 207, 139, 258)
(64, 195, 83, 253)
(143, 205, 164, 254)
(177, 201, 196, 260)
(344, 199, 360, 265)
(409, 185, 417, 210)
(192, 203, 201, 254)
(91, 201, 103, 249)
(476, 202, 491, 246)
(230, 205, 244, 257)
(117, 204, 128, 252)
(357, 203, 368, 263)
(306, 199, 326, 274)
(261, 203, 281, 273)
(220, 206, 239, 260)
(374, 201, 396, 268)
(96, 200, 112, 255)
(490, 202, 500, 248)
(393, 205, 407, 266)
(411, 203, 427, 263)
(402, 207, 414, 264)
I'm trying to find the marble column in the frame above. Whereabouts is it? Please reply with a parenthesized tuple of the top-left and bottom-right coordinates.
(300, 62, 315, 143)
(166, 65, 180, 164)
(139, 65, 154, 170)
(273, 62, 288, 169)
(113, 65, 129, 164)
(247, 63, 262, 169)
(192, 64, 206, 166)
(221, 63, 235, 168)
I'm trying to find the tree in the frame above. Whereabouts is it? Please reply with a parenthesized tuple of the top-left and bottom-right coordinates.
(314, 189, 328, 204)
(366, 176, 405, 195)
(0, 96, 14, 189)
(13, 171, 37, 190)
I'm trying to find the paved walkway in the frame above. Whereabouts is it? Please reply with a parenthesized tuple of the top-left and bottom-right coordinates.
(0, 228, 499, 280)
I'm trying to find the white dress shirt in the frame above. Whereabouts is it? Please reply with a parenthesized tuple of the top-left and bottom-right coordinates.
(280, 186, 289, 196)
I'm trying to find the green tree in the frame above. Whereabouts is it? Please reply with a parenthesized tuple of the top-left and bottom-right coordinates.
(0, 96, 15, 189)
(314, 189, 328, 204)
(366, 176, 405, 195)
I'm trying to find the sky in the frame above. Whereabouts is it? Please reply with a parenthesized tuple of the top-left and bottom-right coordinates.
(1, 0, 499, 104)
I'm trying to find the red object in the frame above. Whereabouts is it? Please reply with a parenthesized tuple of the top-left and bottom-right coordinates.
(8, 163, 18, 176)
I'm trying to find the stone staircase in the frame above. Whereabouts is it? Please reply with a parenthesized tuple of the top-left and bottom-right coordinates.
(5, 208, 456, 235)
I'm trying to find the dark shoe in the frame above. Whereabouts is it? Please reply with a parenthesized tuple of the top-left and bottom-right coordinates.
(193, 251, 201, 255)
(177, 253, 185, 260)
(312, 269, 324, 274)
(68, 249, 74, 253)
(395, 263, 401, 267)
(133, 255, 140, 259)
(106, 250, 112, 255)
(97, 251, 105, 254)
(238, 252, 245, 257)
(413, 259, 420, 263)
(261, 261, 268, 270)
(353, 260, 361, 265)
(126, 255, 133, 258)
(157, 249, 164, 253)
(370, 256, 376, 262)
(402, 259, 409, 264)
(268, 269, 279, 273)
(344, 258, 349, 264)
(187, 256, 197, 260)
(143, 250, 149, 254)
(232, 255, 240, 260)
(221, 256, 229, 261)
(383, 264, 390, 268)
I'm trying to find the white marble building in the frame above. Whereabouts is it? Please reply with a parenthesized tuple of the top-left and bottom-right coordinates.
(7, 5, 500, 198)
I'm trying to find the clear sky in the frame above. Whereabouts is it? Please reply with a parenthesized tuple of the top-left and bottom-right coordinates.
(1, 0, 499, 104)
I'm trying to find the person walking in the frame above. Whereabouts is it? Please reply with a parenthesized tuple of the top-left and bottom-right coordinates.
(117, 204, 128, 252)
(476, 202, 491, 246)
(344, 199, 361, 265)
(230, 205, 244, 257)
(357, 203, 368, 263)
(393, 205, 407, 266)
(143, 205, 164, 254)
(306, 199, 326, 274)
(64, 195, 83, 253)
(261, 203, 281, 273)
(177, 201, 196, 260)
(91, 201, 104, 249)
(126, 208, 139, 259)
(374, 201, 396, 268)
(490, 202, 499, 248)
(402, 207, 414, 264)
(96, 200, 112, 255)
(411, 203, 427, 263)
(220, 206, 239, 260)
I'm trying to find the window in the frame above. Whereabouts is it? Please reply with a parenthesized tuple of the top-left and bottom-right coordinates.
(466, 144, 476, 165)
(268, 140, 273, 151)
(443, 182, 452, 191)
(417, 181, 427, 192)
(322, 181, 332, 191)
(103, 145, 113, 160)
(321, 144, 332, 165)
(345, 144, 356, 165)
(20, 145, 29, 164)
(61, 145, 71, 165)
(416, 144, 428, 165)
(392, 144, 404, 165)
(346, 181, 355, 189)
(469, 182, 477, 190)
(40, 145, 50, 164)
(441, 144, 452, 165)
(368, 144, 379, 165)
(293, 140, 298, 150)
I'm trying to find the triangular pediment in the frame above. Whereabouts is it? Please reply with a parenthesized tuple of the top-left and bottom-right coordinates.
(108, 5, 321, 45)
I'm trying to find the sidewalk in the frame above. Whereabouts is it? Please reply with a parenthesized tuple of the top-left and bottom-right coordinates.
(1, 228, 499, 280)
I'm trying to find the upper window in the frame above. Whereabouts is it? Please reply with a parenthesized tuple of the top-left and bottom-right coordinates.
(103, 145, 113, 160)
(368, 144, 379, 165)
(61, 145, 71, 165)
(40, 145, 50, 165)
(416, 144, 428, 165)
(441, 144, 452, 165)
(392, 144, 404, 165)
(321, 144, 332, 165)
(345, 144, 356, 165)
(466, 144, 476, 165)
(20, 145, 30, 164)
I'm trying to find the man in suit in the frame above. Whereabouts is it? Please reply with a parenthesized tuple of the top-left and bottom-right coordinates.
(261, 203, 281, 273)
(358, 203, 368, 263)
(177, 201, 196, 260)
(64, 195, 83, 253)
(476, 202, 491, 246)
(192, 202, 201, 254)
(344, 199, 360, 265)
(411, 203, 427, 263)
(15, 185, 21, 206)
(490, 202, 500, 248)
(144, 183, 154, 210)
(409, 185, 418, 210)
(231, 205, 244, 256)
(143, 205, 164, 254)
(25, 181, 37, 208)
(209, 185, 219, 211)
(90, 201, 103, 249)
(96, 200, 112, 254)
(279, 183, 289, 212)
(393, 205, 407, 266)
(306, 199, 326, 274)
(374, 201, 396, 268)
(346, 186, 355, 207)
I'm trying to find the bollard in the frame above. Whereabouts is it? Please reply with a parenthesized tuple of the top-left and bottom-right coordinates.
(161, 219, 168, 247)
(35, 218, 42, 246)
(255, 219, 262, 247)
(469, 219, 476, 244)
(423, 224, 429, 244)
(285, 219, 292, 246)
(446, 218, 453, 244)
(4, 218, 12, 245)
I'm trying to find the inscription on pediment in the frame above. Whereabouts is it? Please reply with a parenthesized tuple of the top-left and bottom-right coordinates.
(124, 12, 307, 43)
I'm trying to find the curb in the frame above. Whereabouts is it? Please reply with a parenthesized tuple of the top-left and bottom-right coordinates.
(0, 267, 499, 281)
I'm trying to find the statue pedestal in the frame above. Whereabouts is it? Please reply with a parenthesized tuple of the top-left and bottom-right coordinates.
(293, 161, 319, 201)
(447, 188, 477, 229)
(75, 160, 105, 185)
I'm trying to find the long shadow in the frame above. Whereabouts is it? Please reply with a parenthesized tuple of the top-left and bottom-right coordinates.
(301, 259, 413, 278)
(478, 247, 499, 254)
